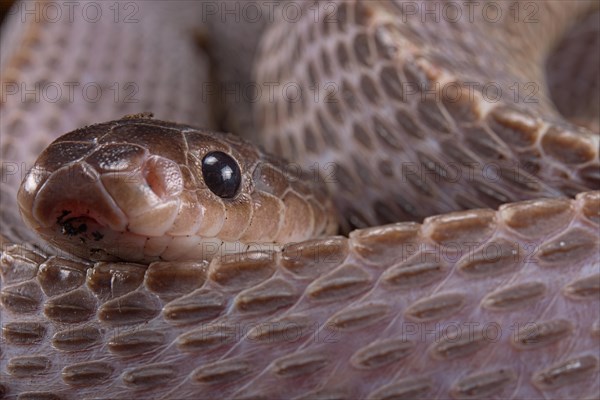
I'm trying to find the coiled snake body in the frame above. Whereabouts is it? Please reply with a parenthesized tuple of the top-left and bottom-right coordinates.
(1, 1, 599, 399)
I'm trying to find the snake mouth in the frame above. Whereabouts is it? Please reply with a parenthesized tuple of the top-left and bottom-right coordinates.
(55, 209, 106, 239)
(33, 199, 161, 262)
(48, 211, 118, 260)
(36, 204, 280, 262)
(31, 196, 138, 261)
(17, 161, 130, 260)
(23, 163, 128, 231)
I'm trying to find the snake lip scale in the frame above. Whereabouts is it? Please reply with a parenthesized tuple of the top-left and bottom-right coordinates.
(1, 0, 599, 399)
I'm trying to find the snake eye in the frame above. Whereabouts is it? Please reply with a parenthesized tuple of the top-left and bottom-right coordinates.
(202, 151, 241, 198)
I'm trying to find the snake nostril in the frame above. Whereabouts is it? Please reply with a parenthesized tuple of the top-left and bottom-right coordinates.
(142, 156, 184, 199)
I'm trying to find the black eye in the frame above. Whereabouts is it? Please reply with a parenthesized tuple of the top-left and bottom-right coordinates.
(202, 151, 241, 198)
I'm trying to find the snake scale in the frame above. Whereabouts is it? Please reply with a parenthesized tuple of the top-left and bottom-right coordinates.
(1, 0, 599, 399)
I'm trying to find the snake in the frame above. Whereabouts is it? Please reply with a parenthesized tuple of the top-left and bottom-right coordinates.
(1, 0, 599, 399)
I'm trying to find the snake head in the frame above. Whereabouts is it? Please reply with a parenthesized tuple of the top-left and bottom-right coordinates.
(17, 118, 338, 262)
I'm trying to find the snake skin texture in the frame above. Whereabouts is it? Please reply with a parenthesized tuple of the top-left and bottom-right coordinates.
(1, 0, 599, 399)
(2, 192, 599, 399)
(254, 0, 600, 229)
